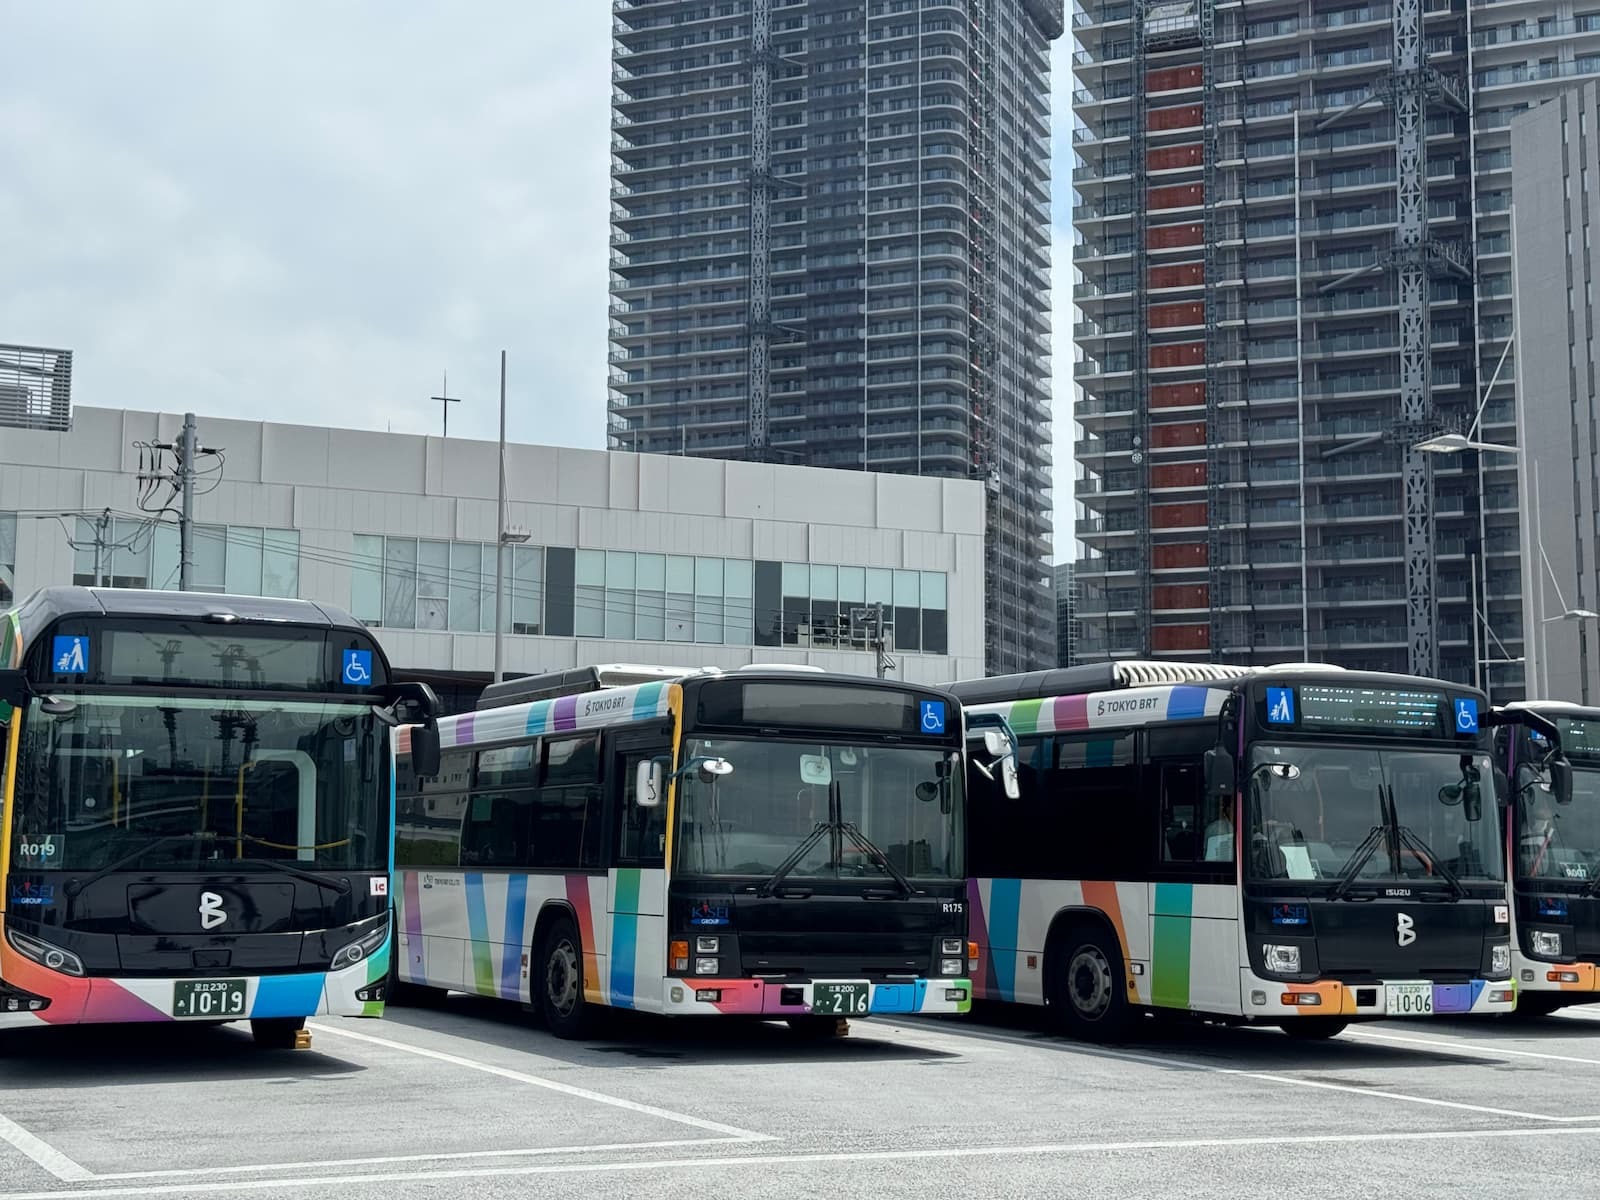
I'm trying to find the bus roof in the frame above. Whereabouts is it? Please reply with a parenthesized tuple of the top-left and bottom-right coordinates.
(951, 660, 1479, 707)
(7, 586, 366, 647)
(476, 661, 827, 710)
(1497, 700, 1600, 721)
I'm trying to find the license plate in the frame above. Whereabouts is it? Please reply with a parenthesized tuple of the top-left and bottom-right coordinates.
(1386, 982, 1435, 1016)
(173, 979, 248, 1019)
(812, 982, 869, 1016)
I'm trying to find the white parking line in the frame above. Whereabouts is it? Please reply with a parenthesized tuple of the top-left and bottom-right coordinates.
(0, 1113, 93, 1183)
(4, 1125, 1600, 1198)
(91, 1138, 749, 1181)
(1344, 1025, 1600, 1068)
(306, 1022, 771, 1142)
(899, 1021, 1572, 1122)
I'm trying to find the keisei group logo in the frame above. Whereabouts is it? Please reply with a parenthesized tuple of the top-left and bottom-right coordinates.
(8, 881, 57, 908)
(689, 900, 730, 927)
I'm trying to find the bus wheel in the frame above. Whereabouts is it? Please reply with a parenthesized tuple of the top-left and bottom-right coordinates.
(251, 1017, 307, 1049)
(538, 916, 595, 1040)
(1280, 1019, 1348, 1041)
(1050, 926, 1132, 1043)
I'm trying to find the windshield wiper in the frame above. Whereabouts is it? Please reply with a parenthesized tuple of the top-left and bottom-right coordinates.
(757, 823, 833, 897)
(838, 822, 918, 898)
(1329, 825, 1388, 900)
(63, 832, 223, 897)
(231, 857, 352, 896)
(1393, 826, 1467, 900)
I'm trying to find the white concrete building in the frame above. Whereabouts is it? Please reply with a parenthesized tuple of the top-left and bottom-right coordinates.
(0, 408, 986, 703)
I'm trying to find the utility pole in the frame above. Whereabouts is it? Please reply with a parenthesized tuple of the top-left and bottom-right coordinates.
(850, 603, 895, 679)
(493, 351, 507, 683)
(178, 412, 197, 591)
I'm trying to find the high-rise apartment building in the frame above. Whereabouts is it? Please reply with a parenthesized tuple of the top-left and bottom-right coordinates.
(1513, 80, 1600, 704)
(1071, 0, 1600, 696)
(608, 0, 1064, 675)
(1054, 560, 1078, 665)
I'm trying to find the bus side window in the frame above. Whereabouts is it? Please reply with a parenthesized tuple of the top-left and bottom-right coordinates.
(1157, 762, 1213, 864)
(538, 735, 602, 871)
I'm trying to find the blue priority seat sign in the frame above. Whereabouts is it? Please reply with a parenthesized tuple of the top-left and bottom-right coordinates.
(919, 700, 947, 734)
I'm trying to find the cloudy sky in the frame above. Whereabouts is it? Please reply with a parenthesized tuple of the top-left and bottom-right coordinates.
(1, 3, 1074, 553)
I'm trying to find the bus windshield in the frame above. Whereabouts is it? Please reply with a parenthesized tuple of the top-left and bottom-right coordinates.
(674, 737, 963, 881)
(1519, 765, 1600, 882)
(1246, 745, 1502, 884)
(13, 693, 388, 873)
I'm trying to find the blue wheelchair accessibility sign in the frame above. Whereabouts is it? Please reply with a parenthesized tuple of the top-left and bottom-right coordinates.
(918, 700, 947, 735)
(1455, 698, 1479, 734)
(342, 649, 373, 687)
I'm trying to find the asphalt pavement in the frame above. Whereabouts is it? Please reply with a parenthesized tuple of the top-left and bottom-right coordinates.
(3, 996, 1599, 1199)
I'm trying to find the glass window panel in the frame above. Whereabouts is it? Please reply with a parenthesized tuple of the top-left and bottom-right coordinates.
(511, 544, 543, 634)
(723, 559, 752, 645)
(724, 559, 752, 599)
(449, 542, 484, 632)
(696, 593, 724, 644)
(417, 540, 450, 598)
(607, 550, 637, 590)
(606, 590, 637, 640)
(223, 526, 262, 596)
(72, 517, 98, 583)
(352, 534, 384, 624)
(383, 538, 418, 628)
(839, 565, 866, 604)
(193, 524, 226, 592)
(482, 544, 500, 633)
(150, 524, 179, 592)
(893, 569, 921, 608)
(637, 588, 666, 641)
(262, 530, 299, 598)
(811, 564, 838, 602)
(921, 571, 947, 610)
(666, 554, 694, 593)
(637, 552, 666, 592)
(782, 562, 808, 596)
(0, 513, 13, 605)
(866, 567, 894, 604)
(667, 590, 695, 642)
(576, 549, 606, 587)
(695, 556, 723, 597)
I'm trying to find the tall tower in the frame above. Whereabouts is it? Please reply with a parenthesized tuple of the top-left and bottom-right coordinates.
(1071, 0, 1559, 697)
(608, 0, 1063, 675)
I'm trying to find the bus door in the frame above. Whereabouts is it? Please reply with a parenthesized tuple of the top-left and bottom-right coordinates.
(605, 727, 672, 1010)
(1150, 731, 1241, 1016)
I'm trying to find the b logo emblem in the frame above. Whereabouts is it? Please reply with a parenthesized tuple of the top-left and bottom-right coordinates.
(198, 891, 227, 930)
(1396, 912, 1416, 947)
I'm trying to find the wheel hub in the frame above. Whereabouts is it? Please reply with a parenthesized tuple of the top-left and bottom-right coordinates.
(1067, 945, 1113, 1020)
(546, 938, 580, 1016)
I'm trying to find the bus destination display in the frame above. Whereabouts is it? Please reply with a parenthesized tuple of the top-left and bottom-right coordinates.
(1292, 685, 1445, 736)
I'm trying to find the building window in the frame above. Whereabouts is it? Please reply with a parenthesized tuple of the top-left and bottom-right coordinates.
(0, 512, 15, 606)
(70, 519, 298, 597)
(352, 534, 543, 635)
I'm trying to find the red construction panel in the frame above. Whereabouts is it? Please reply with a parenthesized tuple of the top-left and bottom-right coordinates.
(1147, 65, 1203, 93)
(1153, 541, 1209, 568)
(1149, 104, 1203, 131)
(1153, 623, 1211, 651)
(1151, 503, 1207, 529)
(1149, 183, 1204, 210)
(1146, 223, 1204, 250)
(1149, 262, 1204, 288)
(1151, 382, 1206, 408)
(1148, 144, 1204, 171)
(1149, 342, 1206, 368)
(1154, 584, 1209, 610)
(1152, 462, 1207, 489)
(1151, 421, 1207, 448)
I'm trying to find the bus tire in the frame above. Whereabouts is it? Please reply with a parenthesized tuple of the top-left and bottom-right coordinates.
(538, 915, 595, 1040)
(1049, 923, 1133, 1043)
(1280, 1019, 1348, 1040)
(251, 1017, 306, 1049)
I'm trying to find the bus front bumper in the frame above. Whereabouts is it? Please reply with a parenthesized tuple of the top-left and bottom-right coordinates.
(1241, 969, 1516, 1019)
(659, 977, 972, 1017)
(1514, 956, 1600, 996)
(0, 940, 390, 1029)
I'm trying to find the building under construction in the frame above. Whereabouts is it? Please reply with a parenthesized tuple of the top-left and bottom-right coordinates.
(1071, 0, 1592, 698)
(608, 0, 1063, 676)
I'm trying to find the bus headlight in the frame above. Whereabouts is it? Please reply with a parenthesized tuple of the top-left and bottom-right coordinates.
(941, 938, 964, 956)
(5, 928, 85, 977)
(1530, 930, 1564, 959)
(694, 958, 719, 975)
(1490, 943, 1511, 976)
(1262, 944, 1301, 975)
(331, 916, 391, 972)
(940, 958, 964, 976)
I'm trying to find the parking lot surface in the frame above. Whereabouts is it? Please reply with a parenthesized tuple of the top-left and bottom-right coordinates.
(4, 998, 1600, 1199)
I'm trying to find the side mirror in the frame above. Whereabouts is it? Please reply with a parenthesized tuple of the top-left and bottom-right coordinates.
(410, 721, 442, 780)
(635, 759, 665, 808)
(982, 729, 1008, 758)
(1204, 747, 1237, 798)
(1000, 754, 1020, 800)
(1550, 756, 1575, 806)
(0, 669, 26, 711)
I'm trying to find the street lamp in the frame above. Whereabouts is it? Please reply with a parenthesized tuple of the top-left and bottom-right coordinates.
(1414, 431, 1520, 456)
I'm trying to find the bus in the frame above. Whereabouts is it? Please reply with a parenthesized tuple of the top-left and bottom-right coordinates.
(950, 661, 1566, 1041)
(1493, 700, 1593, 1015)
(0, 587, 439, 1048)
(391, 664, 1010, 1037)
